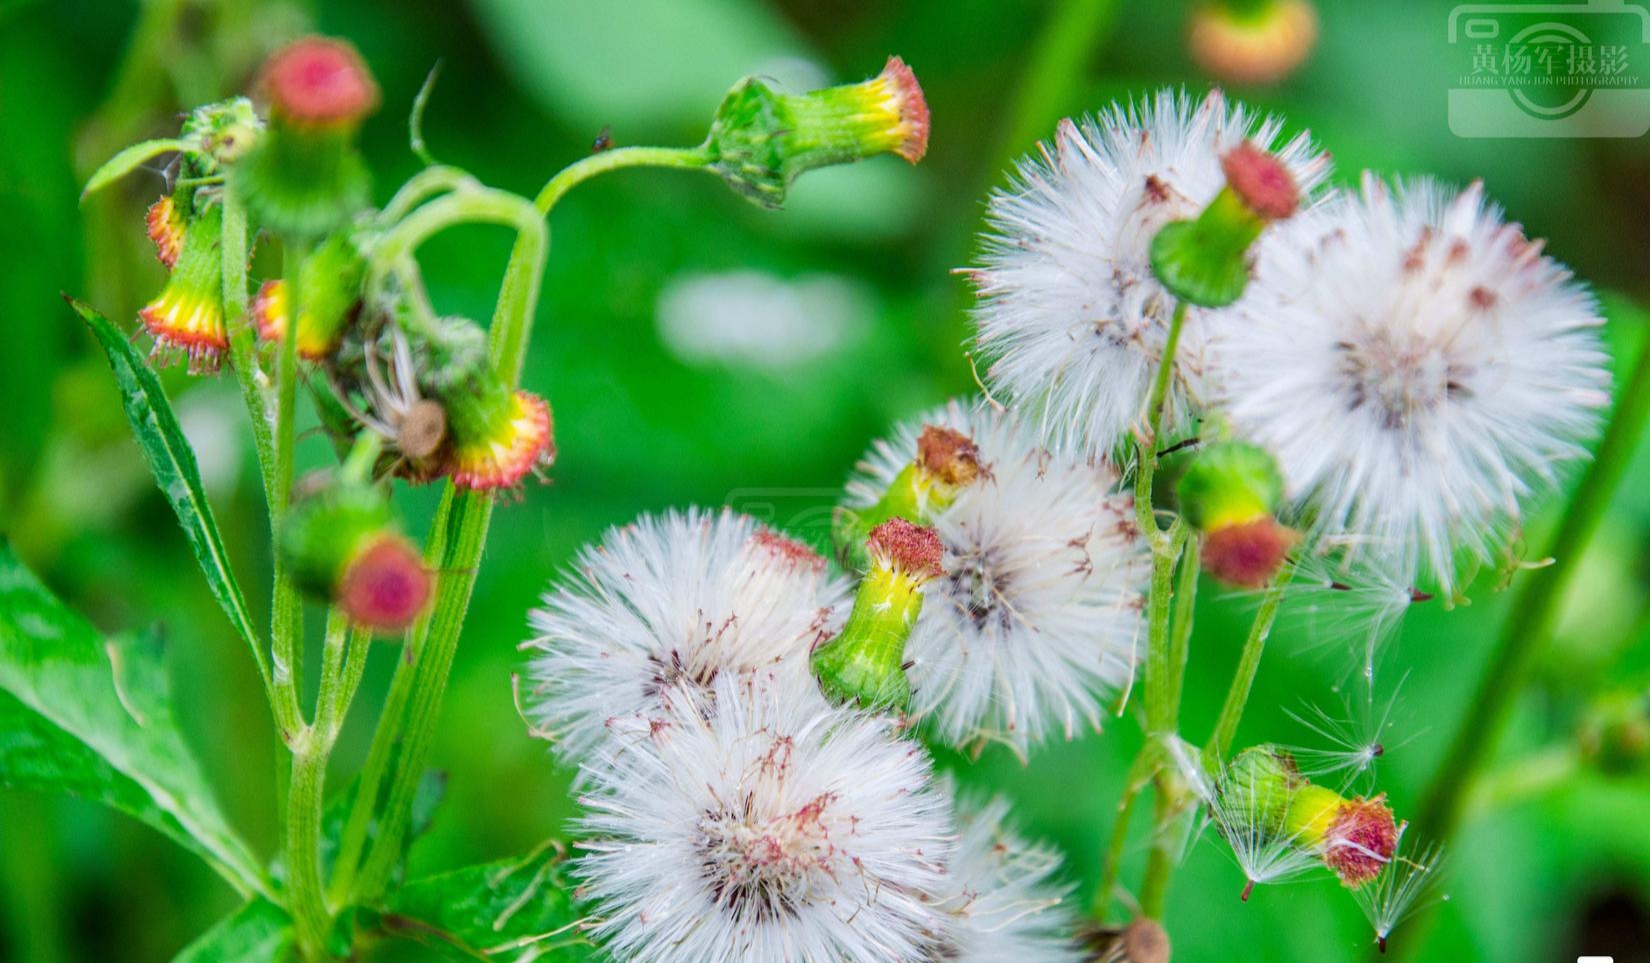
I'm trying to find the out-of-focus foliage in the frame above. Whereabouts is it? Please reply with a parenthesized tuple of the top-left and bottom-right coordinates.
(1, 0, 1648, 960)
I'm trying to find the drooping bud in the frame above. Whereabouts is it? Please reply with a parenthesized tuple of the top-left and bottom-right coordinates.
(251, 230, 365, 360)
(1190, 0, 1319, 87)
(139, 201, 227, 373)
(1177, 440, 1294, 588)
(811, 518, 943, 711)
(833, 423, 982, 572)
(1284, 786, 1399, 888)
(705, 56, 929, 208)
(233, 37, 378, 238)
(279, 475, 430, 632)
(146, 196, 186, 270)
(1149, 141, 1299, 307)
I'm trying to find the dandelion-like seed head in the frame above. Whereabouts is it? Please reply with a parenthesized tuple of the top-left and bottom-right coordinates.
(1216, 175, 1610, 595)
(846, 400, 1150, 756)
(575, 678, 951, 963)
(524, 509, 849, 762)
(970, 88, 1329, 455)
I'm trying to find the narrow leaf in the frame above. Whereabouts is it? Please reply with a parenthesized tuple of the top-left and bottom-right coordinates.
(171, 900, 293, 963)
(0, 543, 268, 898)
(379, 844, 596, 962)
(68, 297, 267, 682)
(81, 138, 190, 200)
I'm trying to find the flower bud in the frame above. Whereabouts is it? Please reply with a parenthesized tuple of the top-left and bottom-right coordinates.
(279, 476, 431, 632)
(1217, 744, 1302, 837)
(1149, 141, 1299, 307)
(139, 201, 227, 373)
(1190, 0, 1319, 87)
(146, 196, 185, 270)
(180, 97, 264, 171)
(1284, 786, 1398, 888)
(811, 518, 943, 711)
(251, 230, 365, 360)
(706, 56, 929, 208)
(1177, 440, 1294, 588)
(233, 37, 378, 238)
(833, 424, 980, 572)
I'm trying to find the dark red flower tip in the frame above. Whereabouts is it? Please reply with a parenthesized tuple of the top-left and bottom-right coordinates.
(867, 517, 944, 581)
(1221, 141, 1299, 221)
(1324, 795, 1399, 888)
(260, 37, 380, 125)
(917, 424, 982, 488)
(880, 56, 930, 163)
(1203, 516, 1295, 589)
(340, 535, 430, 632)
(751, 528, 826, 572)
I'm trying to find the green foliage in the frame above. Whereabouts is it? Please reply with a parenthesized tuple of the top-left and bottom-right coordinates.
(378, 845, 596, 962)
(172, 900, 294, 963)
(0, 542, 266, 898)
(79, 138, 190, 200)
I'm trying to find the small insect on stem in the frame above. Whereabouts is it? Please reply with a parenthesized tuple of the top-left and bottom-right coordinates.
(592, 125, 614, 153)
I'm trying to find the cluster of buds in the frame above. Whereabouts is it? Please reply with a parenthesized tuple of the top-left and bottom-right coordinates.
(1190, 0, 1320, 87)
(279, 468, 430, 632)
(1150, 141, 1300, 307)
(705, 56, 929, 208)
(1218, 745, 1400, 890)
(1176, 439, 1294, 588)
(833, 424, 980, 572)
(810, 518, 944, 711)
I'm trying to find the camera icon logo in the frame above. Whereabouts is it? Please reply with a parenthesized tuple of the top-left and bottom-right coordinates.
(1448, 0, 1650, 137)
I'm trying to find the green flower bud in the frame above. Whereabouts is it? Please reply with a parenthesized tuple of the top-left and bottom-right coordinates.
(279, 475, 430, 633)
(834, 424, 980, 572)
(706, 56, 929, 208)
(1150, 141, 1298, 307)
(1177, 440, 1284, 532)
(1217, 744, 1303, 836)
(812, 519, 944, 711)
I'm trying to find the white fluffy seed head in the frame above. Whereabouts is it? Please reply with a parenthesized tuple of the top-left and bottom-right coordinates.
(523, 508, 849, 763)
(1214, 175, 1610, 596)
(970, 88, 1330, 457)
(575, 678, 953, 963)
(930, 787, 1084, 963)
(846, 400, 1151, 757)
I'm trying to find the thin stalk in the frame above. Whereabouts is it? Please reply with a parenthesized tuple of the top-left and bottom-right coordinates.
(1132, 301, 1190, 543)
(1143, 523, 1188, 735)
(533, 145, 710, 215)
(1416, 330, 1650, 842)
(1093, 744, 1161, 919)
(1204, 566, 1294, 770)
(285, 728, 331, 958)
(269, 238, 310, 740)
(991, 0, 1122, 185)
(1166, 538, 1202, 728)
(1138, 785, 1179, 918)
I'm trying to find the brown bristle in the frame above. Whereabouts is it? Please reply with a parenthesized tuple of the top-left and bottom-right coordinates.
(867, 518, 944, 580)
(1221, 141, 1299, 221)
(917, 424, 982, 488)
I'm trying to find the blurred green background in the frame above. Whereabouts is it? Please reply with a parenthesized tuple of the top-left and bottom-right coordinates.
(3, 0, 1649, 960)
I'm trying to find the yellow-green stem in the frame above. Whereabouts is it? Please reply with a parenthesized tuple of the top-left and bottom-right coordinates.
(1204, 565, 1294, 771)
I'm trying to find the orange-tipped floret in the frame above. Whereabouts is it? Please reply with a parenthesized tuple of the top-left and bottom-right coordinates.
(140, 203, 227, 373)
(448, 389, 555, 491)
(260, 36, 380, 126)
(1321, 795, 1399, 888)
(874, 56, 930, 163)
(339, 535, 431, 632)
(251, 279, 345, 361)
(1190, 0, 1319, 87)
(1203, 516, 1296, 589)
(917, 424, 981, 488)
(145, 196, 185, 270)
(1222, 141, 1300, 221)
(867, 517, 944, 582)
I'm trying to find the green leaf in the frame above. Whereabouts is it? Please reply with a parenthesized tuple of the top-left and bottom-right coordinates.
(171, 900, 294, 963)
(379, 844, 597, 962)
(68, 298, 268, 684)
(81, 138, 190, 200)
(0, 542, 269, 898)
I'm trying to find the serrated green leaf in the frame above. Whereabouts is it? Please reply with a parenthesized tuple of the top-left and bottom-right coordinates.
(81, 138, 190, 200)
(68, 298, 268, 684)
(171, 899, 294, 963)
(0, 543, 268, 898)
(380, 844, 597, 962)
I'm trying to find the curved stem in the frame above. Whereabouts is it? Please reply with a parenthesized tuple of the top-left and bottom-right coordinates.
(532, 145, 709, 214)
(1204, 565, 1294, 770)
(1415, 330, 1650, 843)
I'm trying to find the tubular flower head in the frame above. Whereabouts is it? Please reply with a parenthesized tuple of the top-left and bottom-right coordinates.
(250, 231, 365, 360)
(833, 423, 984, 573)
(1178, 439, 1295, 587)
(524, 509, 849, 763)
(575, 677, 953, 963)
(811, 518, 943, 712)
(1284, 785, 1399, 888)
(1212, 176, 1610, 596)
(1190, 0, 1320, 86)
(1150, 140, 1302, 308)
(971, 89, 1329, 456)
(278, 475, 430, 632)
(932, 789, 1084, 963)
(139, 201, 227, 373)
(234, 36, 377, 237)
(844, 401, 1151, 756)
(145, 196, 186, 269)
(443, 384, 554, 491)
(706, 56, 929, 208)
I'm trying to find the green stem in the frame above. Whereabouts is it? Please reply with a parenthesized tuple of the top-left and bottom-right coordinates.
(1415, 330, 1650, 842)
(533, 145, 710, 215)
(992, 0, 1122, 180)
(285, 729, 331, 959)
(1166, 538, 1201, 729)
(1143, 523, 1188, 735)
(1093, 744, 1161, 919)
(378, 165, 480, 225)
(1138, 783, 1179, 918)
(269, 238, 310, 740)
(1203, 565, 1294, 770)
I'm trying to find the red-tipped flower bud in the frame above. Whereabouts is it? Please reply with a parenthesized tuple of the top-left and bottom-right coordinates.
(279, 474, 431, 633)
(1285, 785, 1399, 888)
(145, 196, 185, 270)
(338, 535, 432, 632)
(1190, 0, 1319, 87)
(1221, 141, 1300, 221)
(250, 230, 365, 360)
(259, 36, 380, 126)
(138, 202, 227, 373)
(833, 423, 982, 573)
(1203, 516, 1296, 589)
(867, 517, 944, 583)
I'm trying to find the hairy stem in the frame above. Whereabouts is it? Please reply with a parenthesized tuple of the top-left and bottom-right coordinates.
(1416, 329, 1650, 842)
(268, 239, 310, 740)
(1204, 566, 1294, 769)
(286, 729, 331, 959)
